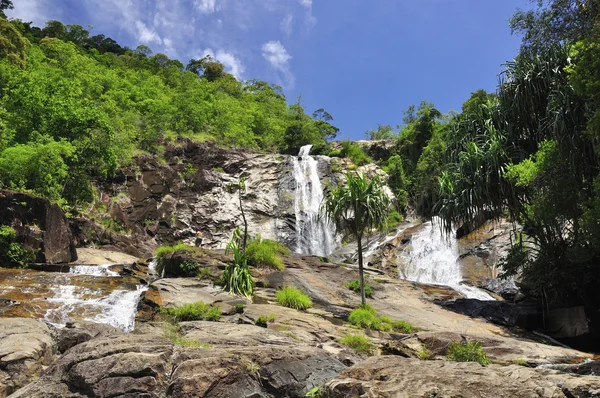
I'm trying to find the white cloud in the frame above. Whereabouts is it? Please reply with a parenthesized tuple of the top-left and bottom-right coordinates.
(261, 40, 294, 88)
(299, 0, 312, 7)
(280, 13, 294, 36)
(195, 0, 218, 14)
(135, 20, 162, 44)
(6, 0, 61, 26)
(201, 48, 245, 80)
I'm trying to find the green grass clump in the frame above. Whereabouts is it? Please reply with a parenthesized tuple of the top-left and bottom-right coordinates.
(234, 304, 245, 313)
(417, 345, 431, 360)
(446, 340, 490, 365)
(255, 313, 277, 327)
(385, 210, 403, 231)
(154, 243, 204, 276)
(275, 287, 312, 310)
(344, 279, 373, 298)
(0, 225, 35, 268)
(348, 305, 415, 333)
(339, 333, 375, 355)
(246, 237, 290, 270)
(340, 139, 372, 166)
(160, 301, 221, 322)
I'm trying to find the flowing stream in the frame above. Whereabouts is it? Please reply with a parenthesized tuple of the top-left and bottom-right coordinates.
(0, 262, 151, 332)
(398, 219, 494, 300)
(291, 145, 335, 256)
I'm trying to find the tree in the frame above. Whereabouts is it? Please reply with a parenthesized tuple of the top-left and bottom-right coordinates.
(323, 173, 390, 305)
(0, 0, 13, 18)
(365, 124, 394, 140)
(0, 18, 29, 68)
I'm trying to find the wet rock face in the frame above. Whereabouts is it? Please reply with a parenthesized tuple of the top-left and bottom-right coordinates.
(321, 356, 600, 398)
(0, 190, 77, 264)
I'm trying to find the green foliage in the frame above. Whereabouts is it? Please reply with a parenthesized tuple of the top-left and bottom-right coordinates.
(305, 386, 322, 398)
(417, 345, 431, 360)
(0, 225, 34, 268)
(348, 305, 415, 333)
(154, 243, 204, 277)
(275, 286, 312, 310)
(446, 340, 490, 365)
(0, 20, 338, 204)
(234, 304, 245, 313)
(246, 237, 289, 270)
(339, 333, 374, 355)
(384, 210, 403, 231)
(160, 301, 222, 322)
(335, 140, 371, 166)
(344, 279, 373, 298)
(223, 227, 254, 299)
(365, 124, 395, 140)
(255, 313, 277, 327)
(161, 323, 210, 348)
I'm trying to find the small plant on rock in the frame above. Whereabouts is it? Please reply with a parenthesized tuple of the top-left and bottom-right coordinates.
(339, 333, 374, 355)
(0, 225, 35, 268)
(344, 279, 373, 298)
(348, 304, 416, 333)
(275, 286, 312, 310)
(246, 237, 289, 270)
(223, 227, 254, 299)
(160, 301, 222, 322)
(255, 313, 277, 327)
(446, 340, 490, 365)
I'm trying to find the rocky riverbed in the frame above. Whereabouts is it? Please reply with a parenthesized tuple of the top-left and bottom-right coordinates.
(1, 248, 599, 397)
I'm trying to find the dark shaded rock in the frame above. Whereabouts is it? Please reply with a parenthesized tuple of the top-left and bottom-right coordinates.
(52, 321, 125, 354)
(0, 190, 76, 264)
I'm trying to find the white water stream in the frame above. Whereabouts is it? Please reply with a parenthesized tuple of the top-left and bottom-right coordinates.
(292, 145, 335, 256)
(398, 219, 494, 300)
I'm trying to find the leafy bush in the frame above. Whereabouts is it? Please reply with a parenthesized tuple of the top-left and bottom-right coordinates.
(275, 286, 312, 310)
(160, 301, 221, 322)
(154, 243, 204, 277)
(223, 227, 254, 299)
(344, 279, 373, 298)
(234, 304, 245, 313)
(0, 225, 35, 268)
(255, 313, 277, 327)
(446, 340, 490, 365)
(348, 305, 415, 333)
(338, 139, 372, 166)
(339, 334, 374, 355)
(385, 210, 403, 231)
(246, 237, 289, 270)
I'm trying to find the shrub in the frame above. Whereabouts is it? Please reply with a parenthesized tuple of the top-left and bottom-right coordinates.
(0, 225, 34, 268)
(234, 304, 245, 313)
(275, 286, 312, 310)
(160, 301, 222, 322)
(246, 237, 289, 270)
(255, 313, 277, 327)
(446, 340, 490, 365)
(339, 333, 374, 355)
(339, 139, 372, 166)
(344, 279, 373, 298)
(154, 243, 204, 277)
(348, 305, 415, 333)
(385, 210, 403, 231)
(417, 345, 431, 360)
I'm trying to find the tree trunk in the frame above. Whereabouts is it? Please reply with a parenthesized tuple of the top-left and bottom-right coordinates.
(357, 232, 366, 306)
(239, 188, 248, 251)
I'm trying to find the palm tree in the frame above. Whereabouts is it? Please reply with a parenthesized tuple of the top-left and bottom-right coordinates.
(323, 172, 390, 305)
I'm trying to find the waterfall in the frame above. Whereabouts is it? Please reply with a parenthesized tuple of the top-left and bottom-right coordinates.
(292, 145, 335, 256)
(399, 218, 494, 300)
(69, 264, 119, 277)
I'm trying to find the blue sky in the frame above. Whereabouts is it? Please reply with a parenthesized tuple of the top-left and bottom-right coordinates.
(8, 0, 532, 140)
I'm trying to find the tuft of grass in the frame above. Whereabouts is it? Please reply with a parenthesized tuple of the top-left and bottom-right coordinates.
(160, 301, 221, 322)
(344, 279, 373, 298)
(305, 386, 322, 397)
(161, 323, 210, 348)
(275, 287, 312, 310)
(513, 359, 529, 366)
(234, 304, 245, 314)
(339, 333, 374, 355)
(417, 345, 431, 360)
(245, 361, 261, 373)
(246, 237, 290, 270)
(385, 210, 403, 231)
(255, 313, 277, 327)
(154, 243, 204, 277)
(446, 340, 490, 365)
(348, 305, 416, 333)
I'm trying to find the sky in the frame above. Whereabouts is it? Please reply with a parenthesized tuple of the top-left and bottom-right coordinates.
(7, 0, 533, 140)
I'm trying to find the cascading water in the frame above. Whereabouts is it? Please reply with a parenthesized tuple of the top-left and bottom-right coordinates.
(292, 145, 335, 256)
(398, 219, 494, 300)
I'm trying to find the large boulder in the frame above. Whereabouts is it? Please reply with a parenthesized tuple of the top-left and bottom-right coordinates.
(321, 356, 600, 398)
(0, 190, 76, 264)
(0, 318, 56, 397)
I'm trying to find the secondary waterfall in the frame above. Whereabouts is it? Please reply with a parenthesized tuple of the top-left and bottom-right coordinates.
(398, 219, 494, 300)
(292, 145, 335, 256)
